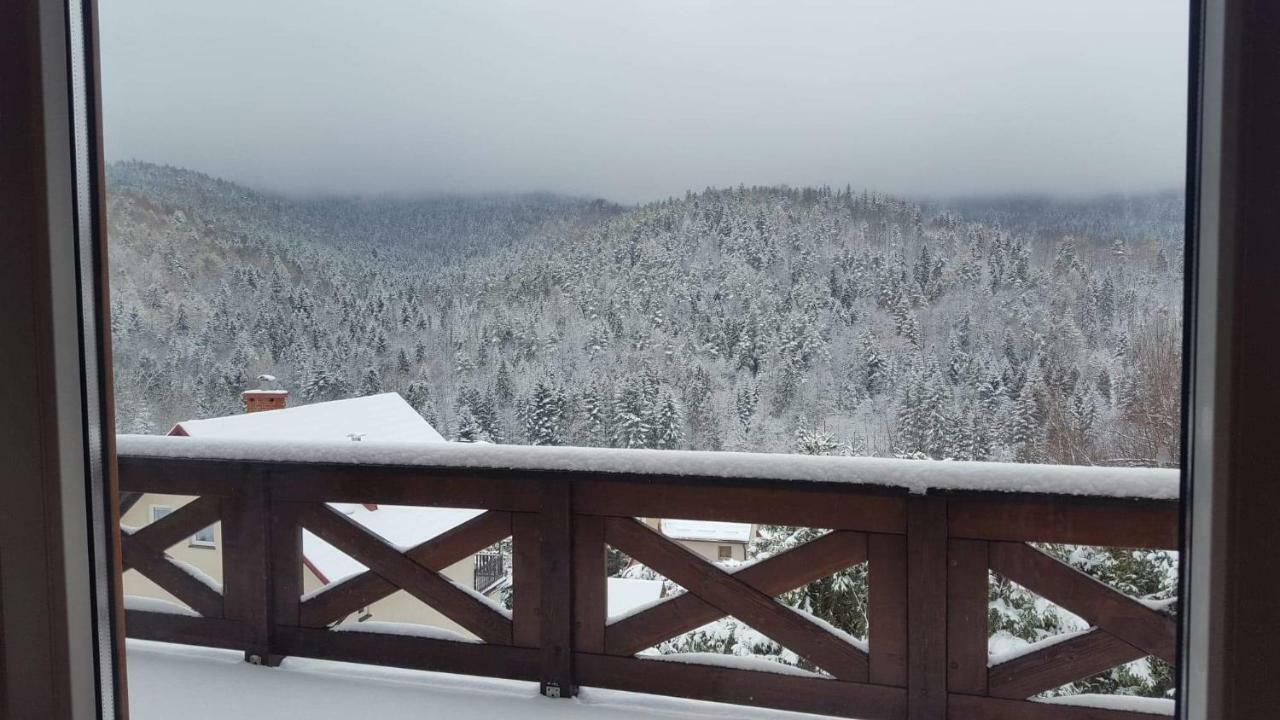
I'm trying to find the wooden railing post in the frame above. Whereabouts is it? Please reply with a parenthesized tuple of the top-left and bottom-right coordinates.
(220, 467, 280, 666)
(868, 533, 908, 687)
(267, 491, 304, 665)
(511, 512, 541, 648)
(538, 478, 575, 697)
(906, 494, 948, 719)
(572, 513, 607, 655)
(947, 538, 989, 697)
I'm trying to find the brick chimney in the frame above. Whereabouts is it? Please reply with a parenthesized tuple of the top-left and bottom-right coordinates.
(242, 374, 288, 413)
(242, 390, 287, 413)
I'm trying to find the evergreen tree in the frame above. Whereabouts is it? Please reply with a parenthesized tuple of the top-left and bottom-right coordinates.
(521, 378, 567, 446)
(360, 366, 383, 396)
(651, 393, 683, 449)
(404, 379, 438, 425)
(612, 380, 652, 449)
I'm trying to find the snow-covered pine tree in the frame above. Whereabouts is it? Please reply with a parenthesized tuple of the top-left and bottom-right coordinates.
(611, 380, 652, 449)
(360, 366, 383, 396)
(650, 393, 683, 449)
(404, 379, 439, 425)
(521, 377, 567, 446)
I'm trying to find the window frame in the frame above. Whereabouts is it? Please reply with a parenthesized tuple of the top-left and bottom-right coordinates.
(189, 524, 217, 549)
(6, 0, 1279, 717)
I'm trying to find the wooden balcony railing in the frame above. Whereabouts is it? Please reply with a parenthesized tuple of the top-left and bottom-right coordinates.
(117, 437, 1180, 720)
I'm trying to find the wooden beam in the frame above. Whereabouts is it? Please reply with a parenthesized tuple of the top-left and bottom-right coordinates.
(124, 611, 245, 651)
(540, 479, 576, 691)
(606, 529, 867, 657)
(947, 539, 989, 696)
(988, 542, 1176, 663)
(987, 629, 1146, 700)
(572, 514, 607, 654)
(539, 480, 575, 696)
(271, 500, 304, 634)
(299, 510, 512, 628)
(947, 495, 1178, 550)
(576, 480, 906, 532)
(221, 476, 277, 664)
(116, 455, 243, 496)
(275, 625, 540, 681)
(869, 533, 909, 688)
(511, 512, 541, 648)
(122, 495, 223, 570)
(267, 463, 542, 511)
(121, 535, 224, 618)
(606, 516, 869, 681)
(907, 495, 947, 720)
(299, 503, 513, 644)
(575, 652, 907, 720)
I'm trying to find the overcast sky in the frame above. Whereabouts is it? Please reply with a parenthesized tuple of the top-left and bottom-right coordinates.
(100, 0, 1189, 204)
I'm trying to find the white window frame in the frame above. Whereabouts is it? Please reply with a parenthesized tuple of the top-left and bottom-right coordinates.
(189, 524, 216, 549)
(151, 504, 216, 548)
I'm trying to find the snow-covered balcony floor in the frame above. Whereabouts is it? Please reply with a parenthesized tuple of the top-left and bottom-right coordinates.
(126, 640, 830, 720)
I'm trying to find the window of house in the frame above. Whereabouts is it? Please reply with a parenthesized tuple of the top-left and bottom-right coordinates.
(150, 505, 172, 524)
(190, 524, 216, 548)
(717, 546, 733, 561)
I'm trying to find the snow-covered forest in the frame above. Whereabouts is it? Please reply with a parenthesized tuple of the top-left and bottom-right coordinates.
(108, 160, 1184, 698)
(108, 161, 1184, 468)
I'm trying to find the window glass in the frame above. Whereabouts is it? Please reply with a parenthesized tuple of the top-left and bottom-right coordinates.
(101, 0, 1189, 712)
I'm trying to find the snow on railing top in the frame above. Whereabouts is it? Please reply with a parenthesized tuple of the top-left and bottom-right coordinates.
(115, 434, 1180, 500)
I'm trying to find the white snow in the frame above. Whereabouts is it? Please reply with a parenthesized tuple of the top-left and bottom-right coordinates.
(332, 620, 480, 644)
(170, 392, 445, 444)
(168, 556, 223, 594)
(302, 503, 485, 583)
(124, 595, 198, 617)
(988, 629, 1091, 666)
(1140, 597, 1178, 613)
(642, 652, 824, 679)
(788, 607, 869, 653)
(607, 578, 666, 619)
(987, 630, 1032, 661)
(608, 594, 673, 624)
(451, 575, 514, 619)
(659, 519, 753, 543)
(117, 435, 1179, 500)
(1036, 694, 1175, 715)
(126, 640, 836, 720)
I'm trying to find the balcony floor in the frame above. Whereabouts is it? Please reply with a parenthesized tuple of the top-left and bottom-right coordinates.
(126, 640, 832, 720)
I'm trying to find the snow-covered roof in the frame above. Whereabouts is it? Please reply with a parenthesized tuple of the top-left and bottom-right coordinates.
(169, 393, 464, 584)
(304, 503, 484, 583)
(607, 578, 665, 618)
(172, 392, 444, 444)
(659, 519, 753, 544)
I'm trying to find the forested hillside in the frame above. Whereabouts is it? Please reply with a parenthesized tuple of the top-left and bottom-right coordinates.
(108, 161, 1184, 469)
(108, 160, 1183, 697)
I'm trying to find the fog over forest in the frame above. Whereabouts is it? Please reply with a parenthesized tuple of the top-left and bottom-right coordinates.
(101, 0, 1188, 202)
